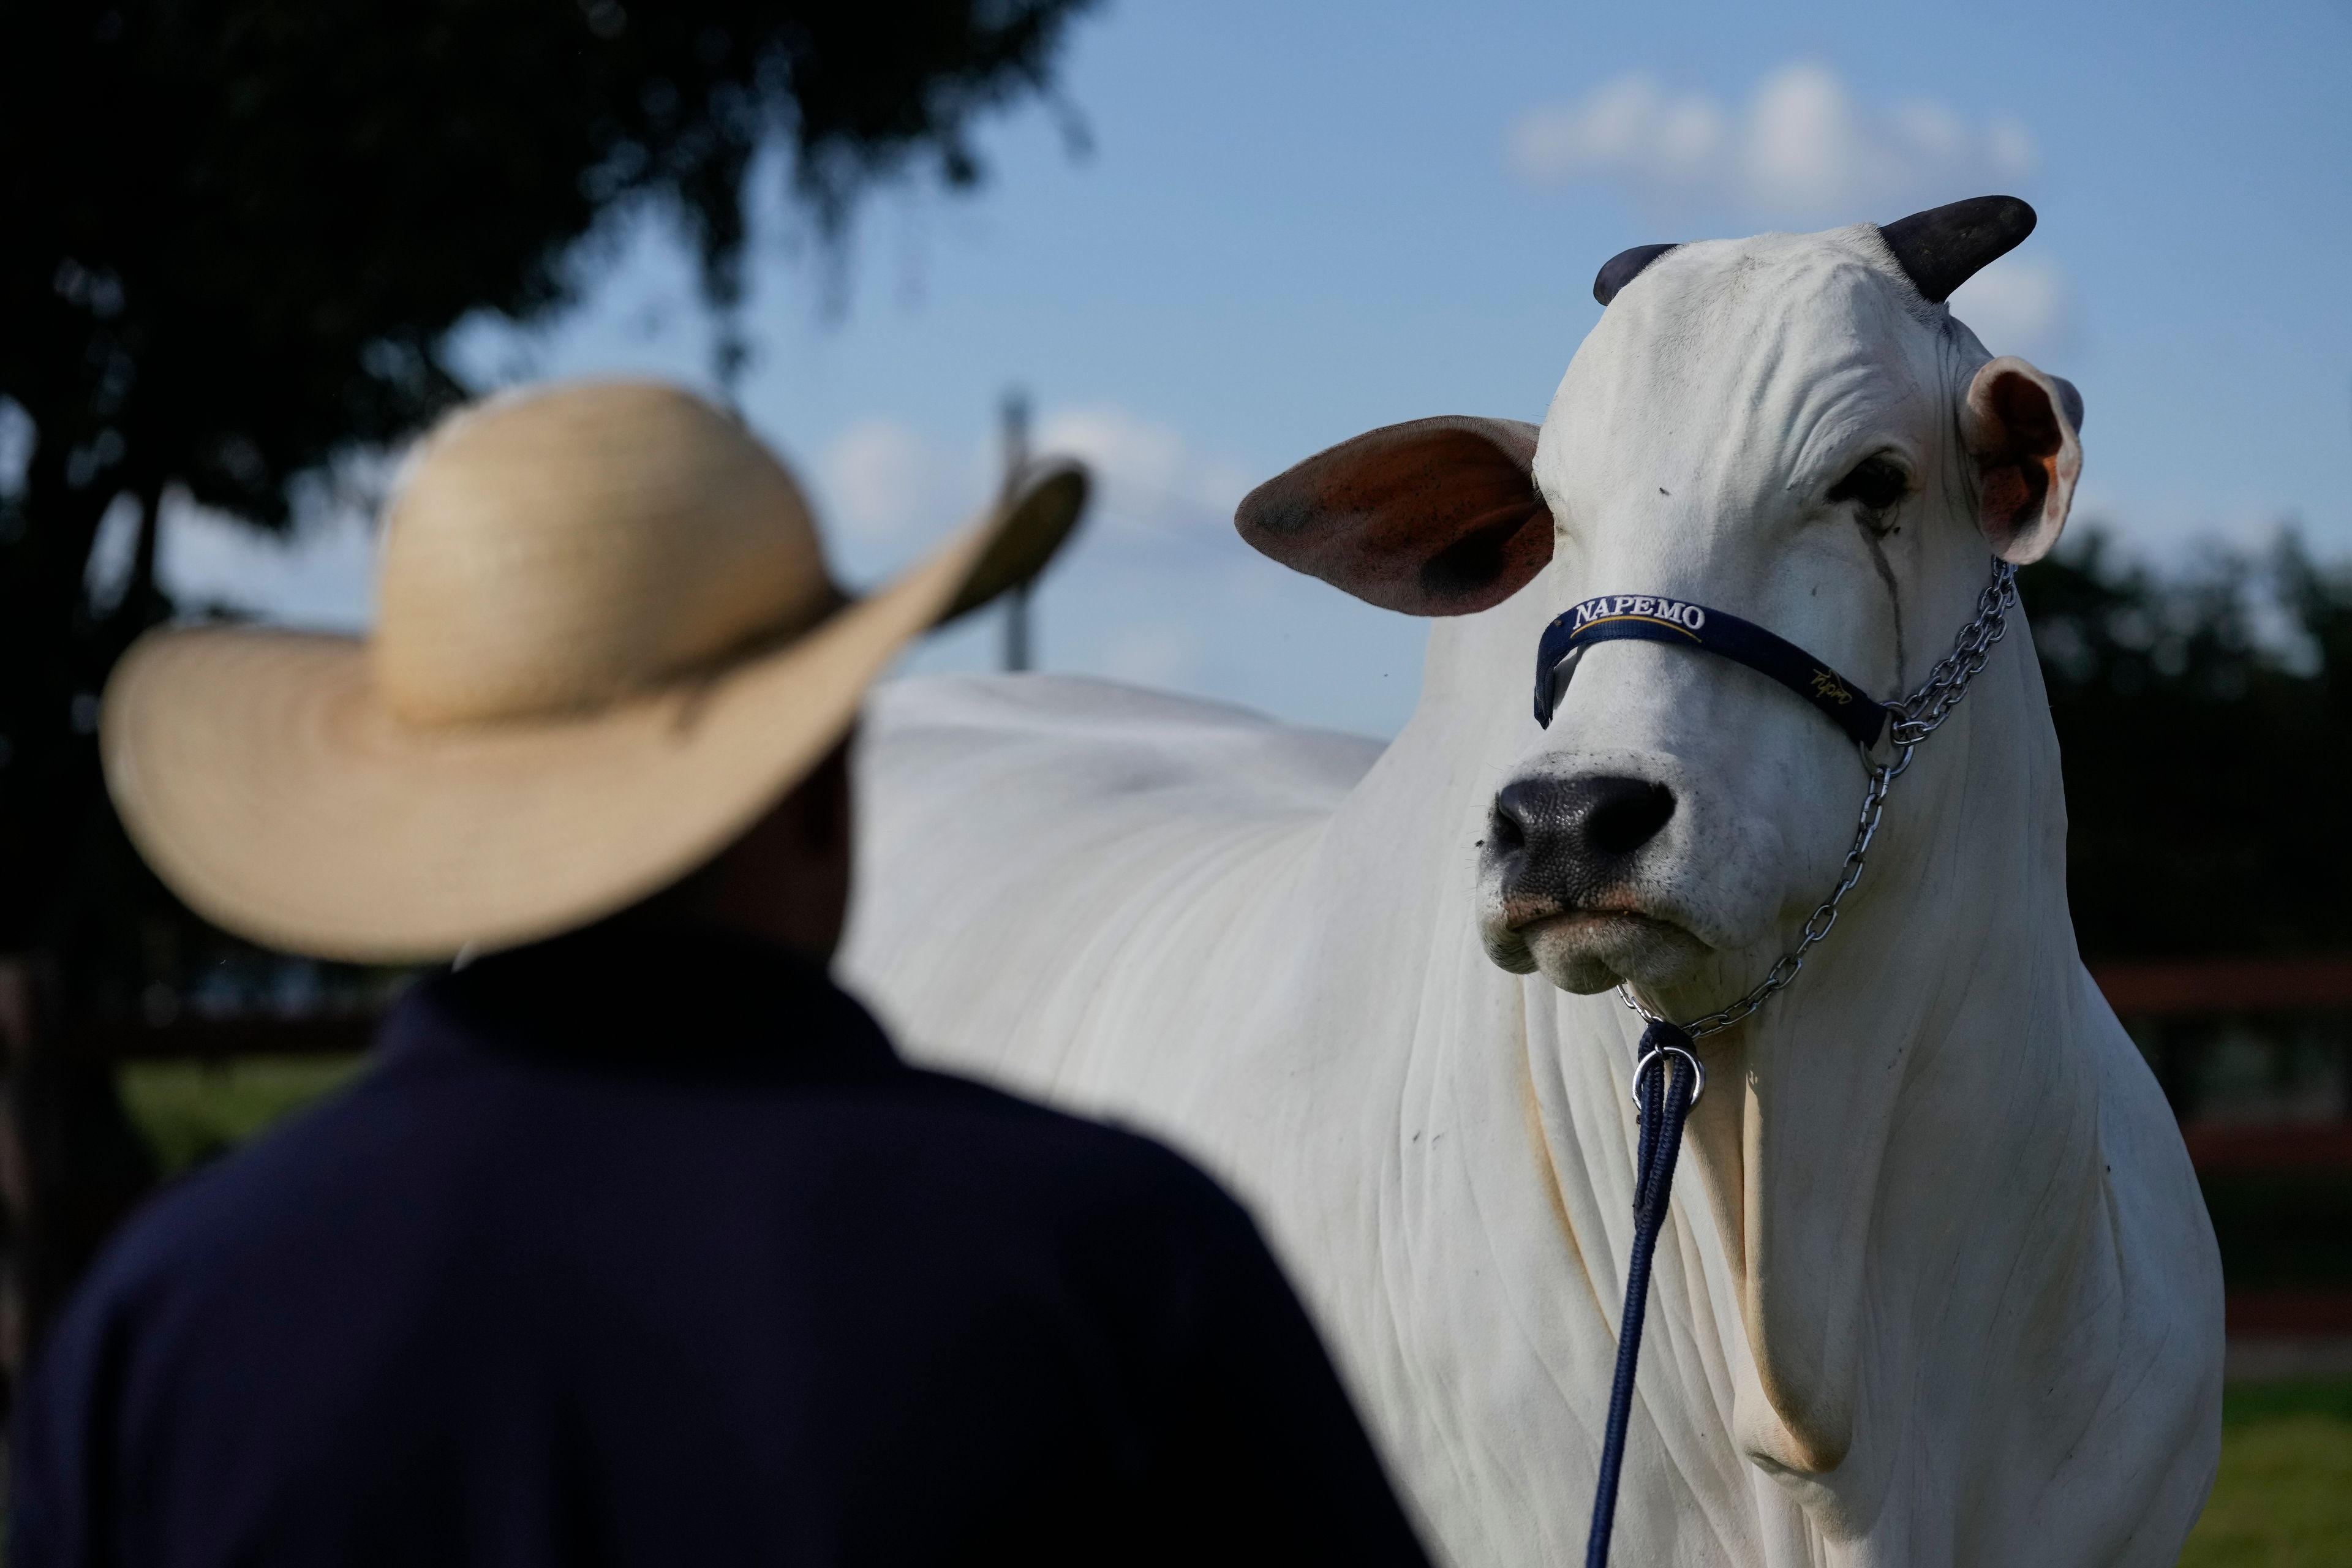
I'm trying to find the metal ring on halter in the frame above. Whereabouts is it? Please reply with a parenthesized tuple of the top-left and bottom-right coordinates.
(1630, 1044, 1705, 1111)
(1857, 723, 1913, 781)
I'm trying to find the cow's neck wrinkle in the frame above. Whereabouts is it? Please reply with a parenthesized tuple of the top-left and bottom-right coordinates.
(1670, 635, 2099, 1520)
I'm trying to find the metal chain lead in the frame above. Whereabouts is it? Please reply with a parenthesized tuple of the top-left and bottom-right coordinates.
(1885, 559, 2019, 750)
(1619, 560, 2018, 1040)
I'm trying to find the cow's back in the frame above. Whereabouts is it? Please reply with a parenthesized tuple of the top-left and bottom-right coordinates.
(840, 673, 1382, 1129)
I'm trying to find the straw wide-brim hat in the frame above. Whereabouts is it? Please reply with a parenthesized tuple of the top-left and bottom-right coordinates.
(102, 380, 1087, 963)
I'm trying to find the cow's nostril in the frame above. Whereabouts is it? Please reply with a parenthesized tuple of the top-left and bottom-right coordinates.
(1489, 786, 1531, 853)
(1585, 780, 1675, 857)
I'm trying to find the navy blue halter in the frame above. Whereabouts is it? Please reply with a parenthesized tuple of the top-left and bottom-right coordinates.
(1533, 594, 1890, 747)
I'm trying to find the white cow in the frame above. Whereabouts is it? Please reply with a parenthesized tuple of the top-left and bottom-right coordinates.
(840, 199, 2223, 1567)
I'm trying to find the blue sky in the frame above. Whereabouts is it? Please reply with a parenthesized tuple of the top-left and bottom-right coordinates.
(158, 0, 2352, 738)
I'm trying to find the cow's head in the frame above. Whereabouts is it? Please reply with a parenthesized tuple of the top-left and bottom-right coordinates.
(1238, 197, 2081, 1005)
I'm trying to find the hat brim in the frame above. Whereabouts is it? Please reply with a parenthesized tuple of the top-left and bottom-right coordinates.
(102, 462, 1088, 963)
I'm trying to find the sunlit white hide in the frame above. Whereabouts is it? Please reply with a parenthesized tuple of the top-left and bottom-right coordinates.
(839, 213, 2222, 1567)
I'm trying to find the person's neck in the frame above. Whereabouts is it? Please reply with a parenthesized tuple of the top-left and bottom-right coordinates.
(610, 907, 840, 972)
(434, 919, 888, 1076)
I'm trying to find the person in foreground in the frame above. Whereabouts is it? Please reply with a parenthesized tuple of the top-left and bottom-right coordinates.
(12, 382, 1433, 1567)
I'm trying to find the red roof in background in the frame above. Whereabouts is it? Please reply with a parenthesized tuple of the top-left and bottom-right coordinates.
(2090, 957, 2352, 1016)
(2226, 1289, 2352, 1336)
(2184, 1124, 2352, 1174)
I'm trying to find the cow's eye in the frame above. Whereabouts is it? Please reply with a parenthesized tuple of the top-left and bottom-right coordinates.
(1828, 455, 1909, 513)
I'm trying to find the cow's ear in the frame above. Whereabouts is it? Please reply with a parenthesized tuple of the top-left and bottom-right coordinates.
(1961, 356, 2081, 564)
(1236, 417, 1553, 616)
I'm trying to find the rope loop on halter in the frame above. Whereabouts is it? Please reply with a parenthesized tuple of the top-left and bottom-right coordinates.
(1569, 559, 2016, 1567)
(1630, 1040, 1704, 1110)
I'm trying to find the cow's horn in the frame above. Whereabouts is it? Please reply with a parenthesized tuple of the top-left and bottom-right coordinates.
(1876, 196, 2037, 303)
(1593, 243, 1678, 306)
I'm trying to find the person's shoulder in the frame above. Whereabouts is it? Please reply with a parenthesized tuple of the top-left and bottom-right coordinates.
(69, 1053, 436, 1308)
(893, 1065, 1249, 1225)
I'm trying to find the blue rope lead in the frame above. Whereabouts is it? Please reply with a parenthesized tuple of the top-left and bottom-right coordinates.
(1584, 1022, 1700, 1568)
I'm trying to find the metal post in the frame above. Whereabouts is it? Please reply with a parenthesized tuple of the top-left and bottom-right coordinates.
(1000, 387, 1031, 673)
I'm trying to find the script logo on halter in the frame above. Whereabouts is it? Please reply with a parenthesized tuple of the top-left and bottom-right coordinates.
(1568, 595, 1708, 635)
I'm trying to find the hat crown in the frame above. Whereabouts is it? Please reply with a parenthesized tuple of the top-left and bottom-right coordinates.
(374, 382, 832, 725)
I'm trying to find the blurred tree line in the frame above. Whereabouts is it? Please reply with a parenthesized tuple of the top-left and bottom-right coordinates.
(0, 0, 1098, 1011)
(2023, 532, 2352, 960)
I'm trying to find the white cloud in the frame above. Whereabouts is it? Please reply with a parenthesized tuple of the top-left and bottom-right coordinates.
(819, 417, 978, 543)
(1032, 404, 1257, 540)
(815, 403, 1256, 565)
(1510, 62, 2037, 224)
(1947, 255, 2068, 356)
(159, 489, 377, 632)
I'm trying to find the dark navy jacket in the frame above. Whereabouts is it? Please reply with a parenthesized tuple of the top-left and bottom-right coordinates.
(12, 926, 1430, 1567)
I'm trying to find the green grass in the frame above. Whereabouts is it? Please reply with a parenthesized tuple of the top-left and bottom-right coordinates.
(116, 1055, 367, 1178)
(2180, 1381, 2352, 1566)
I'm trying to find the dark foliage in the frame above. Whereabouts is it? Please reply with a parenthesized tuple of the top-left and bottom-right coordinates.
(0, 0, 1096, 998)
(2023, 530, 2352, 960)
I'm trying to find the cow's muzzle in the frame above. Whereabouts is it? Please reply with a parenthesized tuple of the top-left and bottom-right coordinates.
(1488, 773, 1675, 921)
(1479, 772, 1708, 990)
(1479, 772, 1719, 990)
